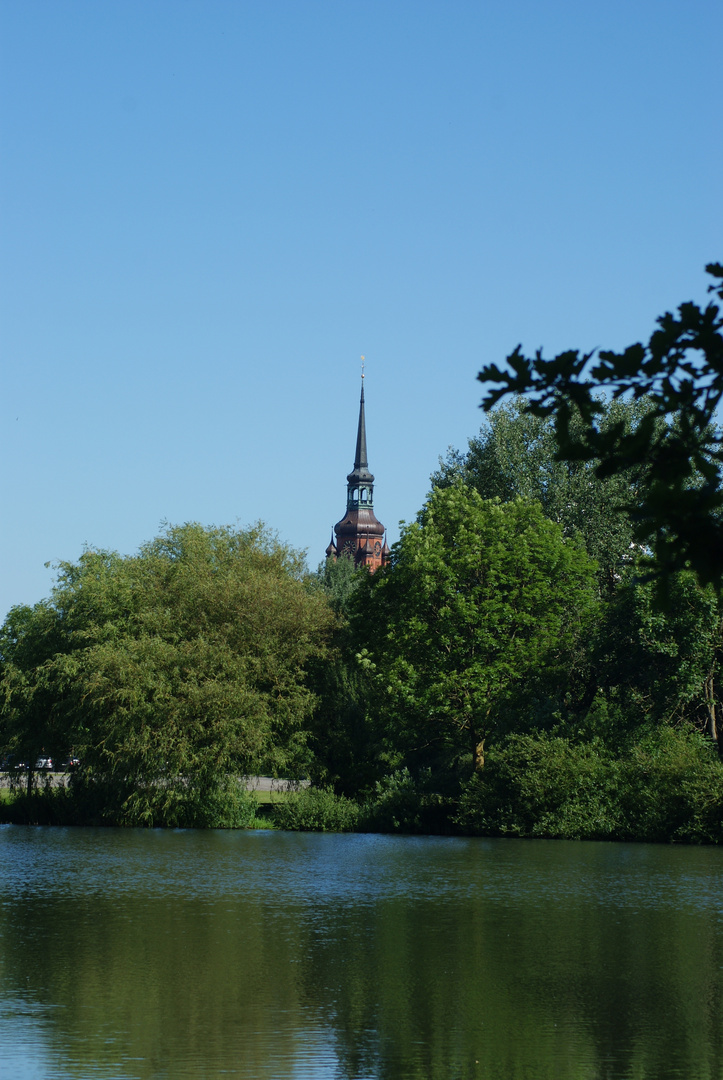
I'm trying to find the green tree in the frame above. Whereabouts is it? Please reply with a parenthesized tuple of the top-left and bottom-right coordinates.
(478, 262, 723, 590)
(312, 553, 365, 618)
(305, 555, 380, 796)
(593, 561, 723, 756)
(0, 600, 70, 794)
(351, 483, 599, 781)
(0, 522, 335, 825)
(432, 396, 649, 592)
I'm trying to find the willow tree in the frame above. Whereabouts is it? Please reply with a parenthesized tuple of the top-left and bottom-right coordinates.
(0, 523, 335, 825)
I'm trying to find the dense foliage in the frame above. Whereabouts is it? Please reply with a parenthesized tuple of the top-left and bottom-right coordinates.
(4, 480, 723, 838)
(477, 262, 723, 590)
(0, 523, 335, 826)
(350, 484, 598, 781)
(3, 272, 723, 838)
(431, 397, 649, 591)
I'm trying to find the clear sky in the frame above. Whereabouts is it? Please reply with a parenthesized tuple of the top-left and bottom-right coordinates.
(1, 0, 721, 618)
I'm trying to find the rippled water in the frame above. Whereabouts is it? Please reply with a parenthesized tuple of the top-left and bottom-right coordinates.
(1, 826, 722, 1079)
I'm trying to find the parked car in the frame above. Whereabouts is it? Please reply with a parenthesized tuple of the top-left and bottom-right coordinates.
(35, 757, 53, 770)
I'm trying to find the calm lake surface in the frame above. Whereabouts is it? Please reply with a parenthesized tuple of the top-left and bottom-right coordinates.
(1, 826, 722, 1080)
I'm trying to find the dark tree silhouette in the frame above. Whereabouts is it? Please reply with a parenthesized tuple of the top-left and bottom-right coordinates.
(478, 263, 723, 590)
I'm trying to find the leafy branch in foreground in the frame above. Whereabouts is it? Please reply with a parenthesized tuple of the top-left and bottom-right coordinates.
(478, 263, 723, 590)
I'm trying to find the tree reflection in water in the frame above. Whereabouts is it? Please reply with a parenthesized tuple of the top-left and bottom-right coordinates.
(0, 828, 721, 1080)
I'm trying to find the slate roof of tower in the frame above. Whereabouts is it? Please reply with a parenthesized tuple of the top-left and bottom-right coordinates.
(346, 381, 374, 484)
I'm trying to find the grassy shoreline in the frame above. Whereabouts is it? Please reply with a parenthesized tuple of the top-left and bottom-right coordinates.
(2, 770, 723, 844)
(5, 728, 723, 842)
(0, 778, 292, 829)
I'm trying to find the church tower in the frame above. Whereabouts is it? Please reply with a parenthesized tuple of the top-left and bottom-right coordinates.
(326, 373, 390, 572)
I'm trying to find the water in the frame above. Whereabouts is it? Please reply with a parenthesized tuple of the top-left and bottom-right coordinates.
(1, 826, 722, 1079)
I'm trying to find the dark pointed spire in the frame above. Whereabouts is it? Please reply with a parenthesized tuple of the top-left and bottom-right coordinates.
(354, 381, 368, 471)
(347, 377, 374, 484)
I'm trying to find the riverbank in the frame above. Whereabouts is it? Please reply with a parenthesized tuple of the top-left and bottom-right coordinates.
(3, 742, 723, 843)
(0, 775, 300, 829)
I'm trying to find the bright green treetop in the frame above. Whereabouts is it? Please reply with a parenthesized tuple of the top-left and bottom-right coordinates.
(431, 396, 650, 593)
(352, 483, 599, 778)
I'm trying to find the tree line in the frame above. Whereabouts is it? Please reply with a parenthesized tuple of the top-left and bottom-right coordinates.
(2, 267, 723, 838)
(306, 394, 723, 842)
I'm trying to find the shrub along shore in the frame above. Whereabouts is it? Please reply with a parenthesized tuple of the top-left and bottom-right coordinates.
(3, 726, 723, 844)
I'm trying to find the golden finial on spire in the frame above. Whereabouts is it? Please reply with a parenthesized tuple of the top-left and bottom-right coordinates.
(361, 355, 365, 379)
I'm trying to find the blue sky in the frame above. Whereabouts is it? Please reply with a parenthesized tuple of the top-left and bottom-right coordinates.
(1, 0, 721, 618)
